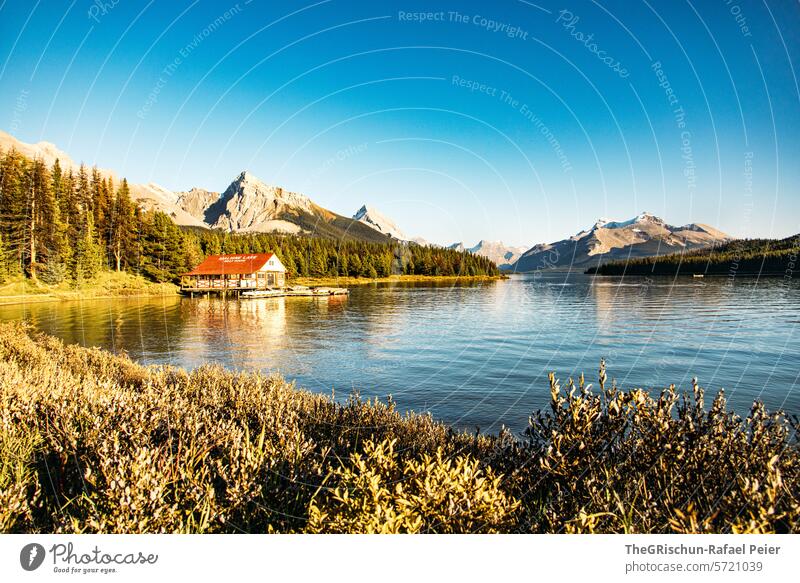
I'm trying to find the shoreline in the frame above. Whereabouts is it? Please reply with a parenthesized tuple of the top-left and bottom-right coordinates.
(0, 273, 506, 306)
(0, 273, 180, 307)
(291, 274, 508, 287)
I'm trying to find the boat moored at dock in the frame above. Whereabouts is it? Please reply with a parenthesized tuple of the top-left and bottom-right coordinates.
(240, 287, 349, 299)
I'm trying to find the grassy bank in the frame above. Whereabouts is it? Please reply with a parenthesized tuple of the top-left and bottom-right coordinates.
(292, 273, 508, 287)
(0, 322, 797, 534)
(0, 272, 179, 306)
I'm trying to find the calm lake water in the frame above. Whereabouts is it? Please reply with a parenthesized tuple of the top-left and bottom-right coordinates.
(3, 273, 798, 434)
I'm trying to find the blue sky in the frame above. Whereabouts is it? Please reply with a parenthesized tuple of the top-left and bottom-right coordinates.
(1, 0, 798, 246)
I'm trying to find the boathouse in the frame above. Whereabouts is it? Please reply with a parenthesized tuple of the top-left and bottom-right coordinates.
(181, 253, 286, 293)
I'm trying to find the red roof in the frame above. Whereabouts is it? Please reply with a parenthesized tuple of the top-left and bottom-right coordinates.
(184, 253, 277, 276)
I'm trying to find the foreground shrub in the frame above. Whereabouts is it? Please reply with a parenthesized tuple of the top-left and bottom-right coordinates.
(513, 365, 800, 533)
(307, 439, 518, 533)
(0, 322, 797, 533)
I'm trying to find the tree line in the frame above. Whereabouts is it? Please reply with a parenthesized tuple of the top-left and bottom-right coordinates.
(0, 148, 499, 285)
(194, 230, 500, 280)
(587, 235, 800, 277)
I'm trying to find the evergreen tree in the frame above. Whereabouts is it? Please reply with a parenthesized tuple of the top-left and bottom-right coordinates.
(109, 179, 135, 271)
(49, 159, 67, 264)
(73, 213, 103, 286)
(0, 233, 8, 283)
(24, 157, 56, 280)
(0, 148, 26, 275)
(76, 165, 91, 216)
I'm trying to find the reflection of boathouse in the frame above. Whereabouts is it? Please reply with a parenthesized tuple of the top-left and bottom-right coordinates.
(181, 253, 286, 295)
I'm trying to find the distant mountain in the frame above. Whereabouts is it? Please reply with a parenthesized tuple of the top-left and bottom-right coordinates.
(588, 233, 800, 277)
(0, 130, 207, 228)
(512, 212, 729, 272)
(353, 205, 407, 240)
(468, 240, 527, 269)
(412, 239, 528, 268)
(175, 171, 390, 242)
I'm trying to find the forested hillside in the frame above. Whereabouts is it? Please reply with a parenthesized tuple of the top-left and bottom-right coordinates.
(0, 148, 498, 285)
(587, 235, 799, 276)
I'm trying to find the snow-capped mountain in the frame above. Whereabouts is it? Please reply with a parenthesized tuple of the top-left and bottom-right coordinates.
(512, 212, 729, 272)
(353, 205, 407, 239)
(468, 240, 528, 269)
(448, 242, 466, 252)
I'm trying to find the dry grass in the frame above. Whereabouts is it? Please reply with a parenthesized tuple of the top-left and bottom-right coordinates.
(0, 322, 797, 533)
(0, 272, 178, 306)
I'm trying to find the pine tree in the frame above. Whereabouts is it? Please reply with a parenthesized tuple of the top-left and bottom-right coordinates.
(49, 159, 66, 263)
(0, 233, 8, 283)
(25, 158, 55, 280)
(76, 165, 91, 216)
(309, 243, 326, 275)
(73, 213, 103, 286)
(140, 211, 186, 282)
(0, 149, 26, 276)
(109, 179, 134, 272)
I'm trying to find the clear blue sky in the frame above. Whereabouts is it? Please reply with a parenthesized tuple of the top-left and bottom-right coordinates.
(1, 0, 798, 246)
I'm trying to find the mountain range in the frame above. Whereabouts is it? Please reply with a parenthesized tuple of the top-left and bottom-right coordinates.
(0, 130, 729, 269)
(445, 241, 527, 268)
(510, 212, 729, 272)
(0, 131, 390, 243)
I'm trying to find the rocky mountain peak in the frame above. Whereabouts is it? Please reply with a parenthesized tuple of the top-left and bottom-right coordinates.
(352, 204, 407, 239)
(199, 171, 313, 233)
(467, 240, 528, 269)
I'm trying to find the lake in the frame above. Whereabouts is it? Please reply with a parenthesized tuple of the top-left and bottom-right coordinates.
(2, 272, 798, 435)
